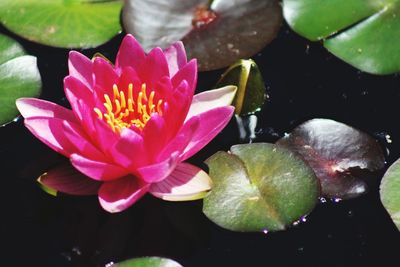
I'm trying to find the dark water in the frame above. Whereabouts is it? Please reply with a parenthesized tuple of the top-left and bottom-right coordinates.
(1, 22, 400, 267)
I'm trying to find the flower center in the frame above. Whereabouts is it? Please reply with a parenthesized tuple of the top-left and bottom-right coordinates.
(94, 83, 163, 133)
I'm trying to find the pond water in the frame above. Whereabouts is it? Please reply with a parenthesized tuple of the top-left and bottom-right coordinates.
(1, 23, 399, 267)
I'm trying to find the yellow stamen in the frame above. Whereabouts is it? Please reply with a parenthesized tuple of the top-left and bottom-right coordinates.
(94, 82, 165, 133)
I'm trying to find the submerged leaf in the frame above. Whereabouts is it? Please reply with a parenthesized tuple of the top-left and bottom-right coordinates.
(277, 119, 385, 199)
(0, 0, 123, 48)
(283, 0, 400, 74)
(203, 143, 319, 232)
(123, 0, 282, 71)
(0, 34, 41, 125)
(216, 59, 266, 116)
(114, 257, 183, 267)
(380, 158, 400, 231)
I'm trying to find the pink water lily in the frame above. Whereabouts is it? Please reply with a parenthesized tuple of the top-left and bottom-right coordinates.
(16, 34, 236, 213)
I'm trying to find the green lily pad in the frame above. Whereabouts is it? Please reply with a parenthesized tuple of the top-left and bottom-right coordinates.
(203, 143, 319, 232)
(283, 0, 400, 74)
(114, 257, 183, 267)
(0, 34, 41, 126)
(380, 158, 400, 231)
(123, 0, 282, 71)
(216, 59, 266, 116)
(0, 0, 123, 48)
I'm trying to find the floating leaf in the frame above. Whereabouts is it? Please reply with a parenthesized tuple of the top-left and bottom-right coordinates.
(203, 143, 319, 232)
(0, 34, 41, 125)
(283, 0, 400, 74)
(123, 0, 282, 71)
(0, 0, 123, 48)
(277, 119, 385, 199)
(216, 59, 266, 116)
(380, 158, 400, 231)
(114, 257, 183, 267)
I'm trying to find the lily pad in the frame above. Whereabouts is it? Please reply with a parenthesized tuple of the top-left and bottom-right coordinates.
(114, 257, 183, 267)
(380, 158, 400, 231)
(0, 0, 123, 48)
(0, 34, 41, 125)
(123, 0, 282, 71)
(216, 59, 266, 116)
(277, 119, 385, 199)
(203, 143, 319, 232)
(283, 0, 400, 74)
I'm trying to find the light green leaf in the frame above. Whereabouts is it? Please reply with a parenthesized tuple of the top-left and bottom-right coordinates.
(380, 158, 400, 231)
(203, 143, 319, 232)
(0, 0, 123, 48)
(283, 0, 400, 74)
(113, 257, 183, 267)
(0, 34, 41, 125)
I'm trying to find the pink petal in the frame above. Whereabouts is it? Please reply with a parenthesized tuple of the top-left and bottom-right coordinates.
(117, 67, 142, 96)
(138, 47, 170, 89)
(157, 116, 199, 162)
(64, 76, 94, 121)
(93, 57, 118, 97)
(136, 152, 180, 183)
(68, 51, 93, 91)
(186, 86, 237, 120)
(110, 128, 148, 169)
(61, 120, 106, 161)
(164, 41, 187, 77)
(142, 114, 167, 160)
(98, 176, 149, 213)
(181, 106, 235, 161)
(115, 34, 146, 70)
(24, 117, 77, 157)
(92, 118, 119, 155)
(38, 162, 101, 196)
(149, 162, 212, 201)
(16, 98, 76, 122)
(70, 153, 129, 181)
(171, 59, 197, 95)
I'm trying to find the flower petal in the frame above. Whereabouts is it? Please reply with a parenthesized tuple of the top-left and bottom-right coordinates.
(92, 118, 119, 154)
(181, 106, 235, 161)
(143, 114, 167, 160)
(68, 51, 93, 91)
(38, 162, 101, 196)
(164, 41, 187, 77)
(70, 153, 129, 181)
(93, 57, 118, 97)
(149, 162, 212, 201)
(24, 117, 77, 157)
(110, 128, 147, 169)
(62, 120, 106, 161)
(64, 76, 94, 121)
(186, 86, 237, 120)
(98, 176, 149, 213)
(157, 116, 199, 162)
(171, 59, 197, 95)
(16, 98, 76, 121)
(138, 47, 170, 89)
(115, 34, 146, 70)
(136, 152, 180, 183)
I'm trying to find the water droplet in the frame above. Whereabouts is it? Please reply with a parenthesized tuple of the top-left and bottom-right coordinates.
(357, 48, 363, 53)
(105, 262, 115, 267)
(297, 247, 304, 252)
(72, 246, 81, 256)
(347, 210, 354, 217)
(319, 197, 327, 203)
(305, 44, 310, 54)
(332, 197, 342, 203)
(263, 229, 269, 235)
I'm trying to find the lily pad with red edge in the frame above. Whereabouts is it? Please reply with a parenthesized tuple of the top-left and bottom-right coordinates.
(276, 119, 386, 200)
(282, 0, 400, 75)
(123, 0, 282, 71)
(215, 59, 266, 116)
(0, 0, 122, 48)
(0, 33, 41, 126)
(113, 256, 183, 267)
(380, 158, 400, 231)
(203, 143, 319, 232)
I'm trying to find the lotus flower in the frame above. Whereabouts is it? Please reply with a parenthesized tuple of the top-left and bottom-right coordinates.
(16, 34, 236, 213)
